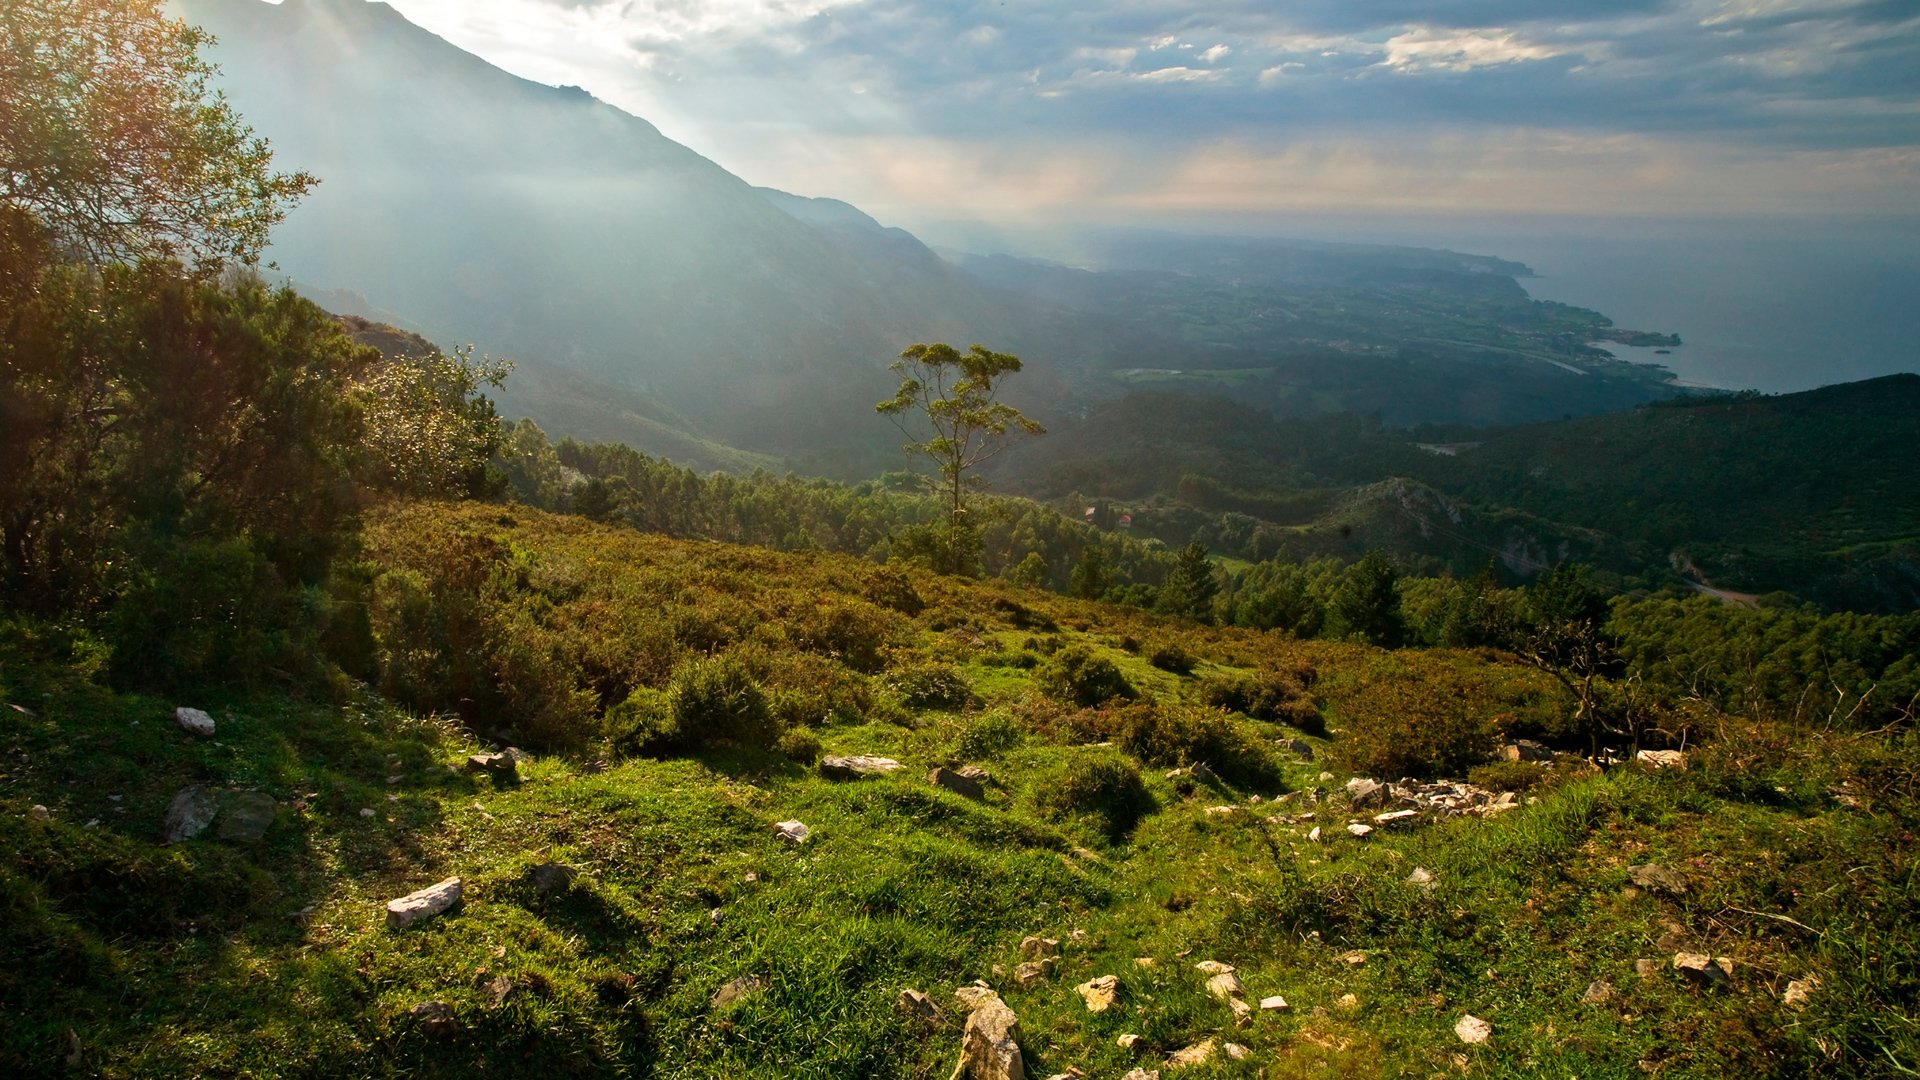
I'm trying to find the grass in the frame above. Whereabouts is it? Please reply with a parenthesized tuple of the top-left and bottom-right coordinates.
(3, 504, 1914, 1077)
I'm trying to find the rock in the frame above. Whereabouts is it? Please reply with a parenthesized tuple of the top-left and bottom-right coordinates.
(1341, 950, 1367, 966)
(215, 791, 277, 844)
(1407, 867, 1435, 892)
(1337, 993, 1359, 1009)
(1672, 952, 1731, 989)
(897, 988, 942, 1023)
(503, 746, 532, 765)
(929, 766, 987, 801)
(1194, 960, 1235, 975)
(1634, 958, 1661, 979)
(954, 983, 1001, 1012)
(410, 1000, 458, 1038)
(1260, 994, 1289, 1011)
(174, 707, 215, 736)
(819, 754, 902, 780)
(1373, 809, 1419, 826)
(712, 974, 766, 1009)
(1582, 980, 1614, 1005)
(1122, 1071, 1161, 1080)
(1117, 1033, 1142, 1051)
(467, 752, 517, 779)
(1345, 777, 1386, 808)
(1503, 740, 1554, 763)
(1636, 749, 1688, 770)
(1454, 1014, 1492, 1044)
(1627, 863, 1688, 895)
(1133, 957, 1156, 968)
(954, 995, 1025, 1080)
(1014, 959, 1056, 989)
(1189, 762, 1218, 784)
(528, 861, 576, 897)
(1168, 1038, 1215, 1067)
(1285, 739, 1314, 760)
(1203, 804, 1239, 817)
(1020, 935, 1060, 959)
(29, 804, 50, 822)
(1783, 978, 1817, 1009)
(1075, 974, 1120, 1013)
(1307, 826, 1322, 842)
(957, 764, 992, 784)
(1346, 822, 1373, 839)
(772, 819, 810, 844)
(1229, 997, 1252, 1019)
(163, 785, 219, 843)
(386, 877, 462, 929)
(1206, 972, 1245, 1000)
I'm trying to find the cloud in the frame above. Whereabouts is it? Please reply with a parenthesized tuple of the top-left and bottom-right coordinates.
(1380, 27, 1567, 72)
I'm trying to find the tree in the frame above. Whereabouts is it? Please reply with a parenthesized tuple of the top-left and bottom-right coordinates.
(0, 0, 313, 268)
(1158, 541, 1220, 622)
(1513, 562, 1622, 758)
(877, 342, 1043, 574)
(1326, 553, 1404, 646)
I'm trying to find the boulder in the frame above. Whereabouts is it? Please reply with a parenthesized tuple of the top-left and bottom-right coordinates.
(1020, 936, 1061, 959)
(1307, 826, 1322, 842)
(772, 819, 810, 844)
(1122, 1071, 1161, 1080)
(957, 764, 992, 784)
(1194, 960, 1235, 975)
(1627, 863, 1687, 895)
(1407, 867, 1436, 892)
(953, 995, 1025, 1080)
(1634, 958, 1661, 979)
(1014, 959, 1056, 989)
(1075, 974, 1120, 1013)
(163, 786, 219, 844)
(1205, 972, 1245, 1000)
(1345, 778, 1386, 808)
(1285, 739, 1314, 760)
(29, 804, 50, 822)
(409, 1000, 458, 1038)
(1373, 809, 1419, 826)
(712, 974, 766, 1009)
(467, 751, 517, 780)
(174, 707, 215, 736)
(528, 861, 576, 897)
(896, 988, 942, 1023)
(386, 877, 462, 929)
(1260, 994, 1289, 1012)
(1636, 749, 1687, 770)
(1454, 1014, 1492, 1044)
(214, 791, 278, 844)
(819, 754, 902, 780)
(1503, 740, 1554, 763)
(1346, 823, 1373, 839)
(954, 983, 1002, 1012)
(1116, 1033, 1142, 1052)
(1167, 1039, 1215, 1067)
(929, 767, 986, 801)
(1672, 952, 1731, 989)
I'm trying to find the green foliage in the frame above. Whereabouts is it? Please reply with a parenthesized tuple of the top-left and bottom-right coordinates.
(775, 726, 823, 764)
(1034, 645, 1136, 707)
(1109, 700, 1283, 790)
(1156, 541, 1220, 622)
(669, 654, 776, 751)
(1197, 665, 1325, 735)
(1147, 640, 1198, 675)
(1032, 747, 1157, 841)
(953, 711, 1023, 760)
(1467, 759, 1554, 793)
(883, 663, 978, 711)
(1325, 552, 1404, 646)
(0, 0, 314, 268)
(604, 687, 676, 758)
(1325, 667, 1502, 779)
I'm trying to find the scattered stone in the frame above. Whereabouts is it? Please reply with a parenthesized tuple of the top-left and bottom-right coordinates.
(29, 804, 50, 822)
(174, 707, 215, 736)
(215, 791, 277, 844)
(1407, 867, 1435, 892)
(1203, 804, 1239, 817)
(819, 754, 902, 780)
(957, 764, 992, 784)
(1783, 978, 1818, 1010)
(1229, 997, 1252, 1020)
(1075, 974, 1120, 1013)
(484, 973, 515, 1007)
(1014, 959, 1056, 989)
(1627, 863, 1688, 895)
(1223, 1043, 1250, 1061)
(712, 974, 765, 1009)
(1285, 739, 1314, 760)
(896, 988, 942, 1023)
(410, 1000, 458, 1038)
(1634, 958, 1661, 979)
(1346, 823, 1373, 839)
(954, 983, 1001, 1012)
(1260, 994, 1290, 1012)
(1194, 960, 1235, 975)
(1337, 993, 1359, 1010)
(1308, 826, 1323, 842)
(163, 785, 219, 843)
(1636, 749, 1688, 770)
(386, 877, 462, 929)
(1168, 1038, 1216, 1068)
(1206, 972, 1245, 1000)
(953, 995, 1025, 1080)
(1345, 778, 1387, 808)
(1117, 1033, 1142, 1052)
(1582, 980, 1614, 1006)
(503, 746, 532, 765)
(1503, 740, 1554, 763)
(929, 766, 986, 801)
(1133, 956, 1155, 968)
(1318, 771, 1335, 782)
(467, 752, 517, 779)
(772, 819, 810, 844)
(1190, 762, 1218, 784)
(358, 807, 376, 818)
(528, 861, 576, 897)
(1020, 936, 1061, 959)
(1122, 1070, 1161, 1080)
(1373, 809, 1419, 826)
(1455, 1014, 1492, 1045)
(1672, 952, 1731, 989)
(1341, 951, 1367, 966)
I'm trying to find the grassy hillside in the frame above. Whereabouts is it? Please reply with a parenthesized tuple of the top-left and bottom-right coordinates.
(5, 503, 1913, 1077)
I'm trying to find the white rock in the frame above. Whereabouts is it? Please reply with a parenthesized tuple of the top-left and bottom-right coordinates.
(1455, 1014, 1492, 1044)
(163, 785, 218, 843)
(29, 804, 50, 821)
(174, 707, 215, 736)
(1117, 1033, 1142, 1051)
(1636, 749, 1688, 769)
(1260, 995, 1289, 1011)
(1346, 823, 1373, 839)
(1020, 935, 1061, 959)
(772, 819, 810, 844)
(954, 983, 1001, 1012)
(818, 754, 902, 779)
(1194, 960, 1236, 975)
(1407, 867, 1435, 890)
(1673, 952, 1731, 988)
(1373, 809, 1419, 826)
(386, 877, 462, 929)
(1308, 826, 1322, 842)
(1122, 1071, 1161, 1080)
(955, 996, 1025, 1080)
(1168, 1038, 1216, 1067)
(1206, 972, 1245, 1000)
(359, 807, 376, 818)
(1223, 1042, 1250, 1061)
(1229, 997, 1251, 1019)
(1076, 974, 1120, 1012)
(1783, 978, 1818, 1009)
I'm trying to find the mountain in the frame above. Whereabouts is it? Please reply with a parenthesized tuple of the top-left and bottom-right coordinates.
(173, 0, 1106, 471)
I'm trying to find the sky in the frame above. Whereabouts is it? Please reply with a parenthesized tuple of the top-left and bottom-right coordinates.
(296, 0, 1920, 232)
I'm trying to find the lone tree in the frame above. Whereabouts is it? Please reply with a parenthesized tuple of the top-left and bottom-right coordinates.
(0, 0, 313, 268)
(877, 342, 1043, 574)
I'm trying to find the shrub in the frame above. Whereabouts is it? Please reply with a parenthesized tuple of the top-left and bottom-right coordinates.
(1198, 666, 1325, 736)
(1033, 748, 1157, 841)
(776, 727, 823, 764)
(1035, 645, 1136, 707)
(1324, 673, 1499, 780)
(1112, 701, 1282, 789)
(605, 687, 677, 757)
(669, 655, 777, 750)
(1148, 641, 1198, 676)
(954, 711, 1023, 760)
(1468, 760, 1552, 794)
(885, 663, 978, 711)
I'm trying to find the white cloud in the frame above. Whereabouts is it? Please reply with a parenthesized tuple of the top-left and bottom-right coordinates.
(1134, 66, 1222, 83)
(1199, 43, 1231, 63)
(1381, 27, 1566, 73)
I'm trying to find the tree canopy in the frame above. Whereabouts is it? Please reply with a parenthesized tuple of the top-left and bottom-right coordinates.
(0, 0, 313, 268)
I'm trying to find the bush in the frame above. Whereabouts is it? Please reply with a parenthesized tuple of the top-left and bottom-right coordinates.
(1468, 760, 1552, 794)
(776, 727, 823, 764)
(1325, 673, 1499, 780)
(954, 711, 1023, 760)
(1112, 701, 1282, 789)
(1033, 748, 1157, 841)
(1148, 641, 1198, 676)
(884, 663, 978, 711)
(669, 655, 777, 750)
(1198, 666, 1325, 736)
(605, 687, 677, 757)
(1035, 645, 1136, 708)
